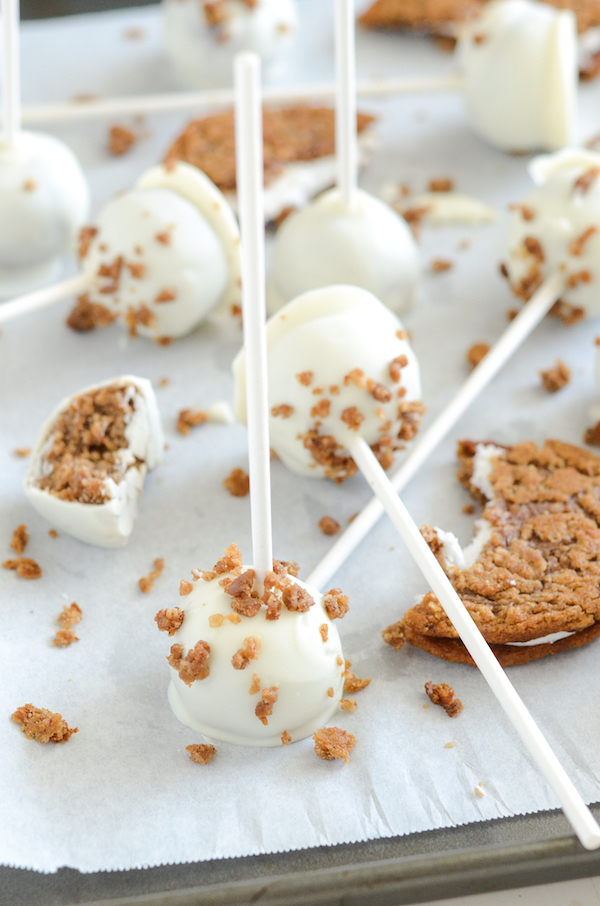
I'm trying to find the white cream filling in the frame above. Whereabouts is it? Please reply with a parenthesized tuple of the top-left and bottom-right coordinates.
(506, 631, 576, 646)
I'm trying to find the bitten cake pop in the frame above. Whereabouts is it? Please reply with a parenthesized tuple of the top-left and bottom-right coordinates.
(0, 0, 89, 297)
(234, 284, 424, 481)
(457, 0, 577, 152)
(157, 53, 352, 750)
(503, 148, 600, 321)
(162, 0, 298, 89)
(24, 376, 163, 548)
(0, 161, 241, 340)
(268, 0, 419, 314)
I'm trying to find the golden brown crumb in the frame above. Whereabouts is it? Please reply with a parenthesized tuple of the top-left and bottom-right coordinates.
(168, 640, 211, 685)
(209, 613, 224, 627)
(340, 698, 357, 712)
(340, 407, 364, 431)
(57, 602, 82, 630)
(249, 672, 261, 695)
(66, 294, 117, 333)
(13, 447, 31, 458)
(255, 686, 278, 725)
(186, 743, 217, 764)
(311, 399, 331, 418)
(179, 580, 194, 596)
(53, 629, 78, 648)
(319, 623, 329, 643)
(155, 230, 172, 246)
(466, 342, 490, 371)
(10, 524, 28, 555)
(155, 288, 176, 304)
(569, 225, 598, 256)
(48, 529, 58, 538)
(139, 558, 165, 593)
(428, 178, 454, 192)
(155, 607, 184, 635)
(158, 377, 170, 388)
(445, 742, 455, 748)
(297, 371, 313, 386)
(431, 258, 453, 273)
(567, 270, 592, 289)
(108, 124, 138, 156)
(281, 730, 292, 746)
(231, 636, 261, 670)
(424, 681, 463, 717)
(327, 687, 334, 697)
(540, 359, 571, 393)
(12, 704, 77, 743)
(575, 167, 600, 194)
(343, 672, 371, 694)
(123, 25, 146, 40)
(462, 503, 475, 515)
(271, 404, 294, 418)
(508, 202, 535, 221)
(177, 408, 209, 435)
(3, 557, 42, 579)
(323, 589, 349, 620)
(77, 226, 97, 259)
(318, 515, 340, 536)
(584, 421, 600, 445)
(313, 727, 356, 763)
(224, 467, 250, 497)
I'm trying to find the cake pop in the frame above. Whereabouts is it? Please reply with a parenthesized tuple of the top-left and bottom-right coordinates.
(24, 375, 163, 548)
(162, 0, 298, 89)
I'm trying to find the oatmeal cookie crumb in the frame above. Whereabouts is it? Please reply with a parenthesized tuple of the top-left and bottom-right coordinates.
(281, 730, 292, 746)
(340, 698, 357, 712)
(177, 408, 209, 435)
(3, 557, 42, 579)
(424, 681, 463, 717)
(344, 672, 371, 694)
(10, 524, 28, 555)
(186, 743, 217, 764)
(318, 515, 340, 536)
(155, 607, 184, 635)
(466, 342, 490, 371)
(313, 727, 356, 763)
(224, 468, 250, 497)
(12, 704, 77, 743)
(540, 359, 570, 393)
(139, 558, 165, 593)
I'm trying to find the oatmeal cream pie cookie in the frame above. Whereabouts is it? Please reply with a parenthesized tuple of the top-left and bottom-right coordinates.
(384, 439, 600, 666)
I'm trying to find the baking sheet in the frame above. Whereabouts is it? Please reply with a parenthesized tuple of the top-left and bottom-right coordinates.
(3, 0, 600, 877)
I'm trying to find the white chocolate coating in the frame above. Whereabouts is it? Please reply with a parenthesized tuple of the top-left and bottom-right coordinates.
(24, 375, 163, 548)
(504, 149, 600, 318)
(458, 0, 577, 152)
(234, 285, 422, 480)
(82, 162, 241, 340)
(0, 131, 89, 298)
(163, 0, 298, 89)
(267, 187, 420, 316)
(167, 571, 345, 747)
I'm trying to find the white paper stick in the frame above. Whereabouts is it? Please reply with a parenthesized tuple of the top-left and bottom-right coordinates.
(307, 272, 565, 590)
(234, 52, 273, 593)
(0, 273, 88, 325)
(13, 74, 464, 126)
(2, 0, 21, 146)
(335, 0, 357, 208)
(348, 433, 600, 851)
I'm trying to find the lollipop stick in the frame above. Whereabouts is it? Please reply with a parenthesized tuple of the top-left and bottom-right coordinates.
(234, 52, 273, 592)
(335, 0, 358, 208)
(2, 0, 21, 146)
(348, 433, 600, 851)
(0, 273, 88, 325)
(307, 272, 566, 590)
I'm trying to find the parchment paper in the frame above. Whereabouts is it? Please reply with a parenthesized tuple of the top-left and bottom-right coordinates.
(3, 0, 600, 875)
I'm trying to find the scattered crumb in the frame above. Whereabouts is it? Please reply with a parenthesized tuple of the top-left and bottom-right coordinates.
(54, 629, 78, 648)
(13, 448, 31, 458)
(249, 673, 261, 695)
(475, 786, 485, 798)
(466, 342, 490, 371)
(584, 421, 600, 446)
(318, 515, 340, 536)
(23, 178, 36, 192)
(123, 25, 146, 40)
(3, 558, 42, 579)
(428, 178, 454, 192)
(54, 602, 81, 646)
(176, 408, 209, 435)
(281, 730, 292, 746)
(10, 524, 28, 555)
(108, 124, 138, 157)
(313, 727, 356, 763)
(424, 681, 463, 717)
(232, 636, 261, 670)
(186, 743, 216, 764)
(340, 699, 357, 713)
(158, 377, 170, 388)
(48, 529, 58, 538)
(224, 468, 250, 497)
(343, 672, 371, 694)
(66, 294, 117, 332)
(255, 686, 278, 725)
(179, 580, 194, 596)
(462, 503, 475, 515)
(444, 742, 455, 749)
(431, 259, 453, 273)
(323, 588, 349, 620)
(155, 607, 184, 635)
(12, 704, 77, 743)
(540, 359, 571, 393)
(139, 558, 165, 593)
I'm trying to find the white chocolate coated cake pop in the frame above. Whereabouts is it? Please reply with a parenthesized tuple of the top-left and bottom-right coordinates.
(267, 187, 420, 315)
(503, 149, 600, 319)
(457, 0, 577, 152)
(234, 284, 423, 482)
(79, 162, 241, 341)
(158, 546, 347, 747)
(24, 375, 163, 548)
(162, 0, 298, 89)
(0, 131, 89, 298)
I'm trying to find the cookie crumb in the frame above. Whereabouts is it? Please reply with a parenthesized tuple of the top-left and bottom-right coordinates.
(249, 672, 261, 695)
(343, 672, 371, 694)
(3, 557, 42, 579)
(48, 529, 58, 538)
(323, 589, 349, 620)
(428, 178, 454, 192)
(186, 743, 216, 764)
(108, 124, 138, 156)
(424, 681, 463, 717)
(139, 558, 164, 593)
(177, 408, 209, 435)
(179, 580, 194, 596)
(313, 727, 356, 763)
(10, 524, 28, 555)
(224, 468, 250, 497)
(13, 447, 31, 458)
(466, 342, 490, 371)
(584, 421, 600, 446)
(12, 704, 77, 743)
(281, 730, 292, 746)
(318, 515, 340, 536)
(340, 698, 357, 712)
(168, 640, 211, 685)
(431, 259, 453, 273)
(462, 503, 475, 515)
(255, 686, 278, 725)
(540, 359, 570, 393)
(155, 607, 184, 635)
(444, 742, 455, 749)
